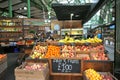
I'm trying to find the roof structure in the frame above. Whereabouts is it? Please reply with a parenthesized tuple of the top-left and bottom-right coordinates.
(0, 0, 108, 23)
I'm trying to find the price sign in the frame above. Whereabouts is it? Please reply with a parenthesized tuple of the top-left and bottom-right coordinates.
(51, 59, 81, 73)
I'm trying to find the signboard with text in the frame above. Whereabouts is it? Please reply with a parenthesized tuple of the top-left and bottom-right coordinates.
(50, 59, 82, 74)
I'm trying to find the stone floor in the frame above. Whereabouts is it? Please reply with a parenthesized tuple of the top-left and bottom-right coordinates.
(5, 53, 20, 80)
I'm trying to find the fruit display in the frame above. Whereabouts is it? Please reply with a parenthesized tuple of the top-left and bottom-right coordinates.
(30, 45, 47, 59)
(59, 36, 74, 43)
(44, 45, 60, 58)
(84, 69, 114, 80)
(15, 62, 49, 80)
(77, 36, 102, 43)
(75, 45, 91, 52)
(59, 36, 102, 43)
(61, 52, 75, 58)
(61, 45, 74, 52)
(61, 45, 75, 58)
(76, 54, 90, 60)
(91, 45, 104, 51)
(29, 41, 106, 59)
(24, 63, 48, 71)
(101, 73, 113, 80)
(75, 44, 104, 53)
(91, 52, 108, 60)
(84, 69, 102, 80)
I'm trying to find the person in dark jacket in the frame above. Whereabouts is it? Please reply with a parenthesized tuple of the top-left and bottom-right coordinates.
(87, 31, 94, 38)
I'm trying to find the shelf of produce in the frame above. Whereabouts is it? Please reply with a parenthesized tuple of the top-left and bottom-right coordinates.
(0, 40, 20, 43)
(0, 26, 23, 27)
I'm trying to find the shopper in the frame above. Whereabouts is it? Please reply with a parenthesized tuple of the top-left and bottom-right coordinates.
(46, 31, 54, 41)
(87, 31, 94, 38)
(97, 33, 102, 39)
(37, 32, 46, 42)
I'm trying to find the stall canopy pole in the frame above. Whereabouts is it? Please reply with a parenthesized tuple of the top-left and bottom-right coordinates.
(8, 0, 13, 17)
(27, 0, 31, 18)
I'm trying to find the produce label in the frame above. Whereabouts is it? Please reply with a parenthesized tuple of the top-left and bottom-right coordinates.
(51, 59, 81, 73)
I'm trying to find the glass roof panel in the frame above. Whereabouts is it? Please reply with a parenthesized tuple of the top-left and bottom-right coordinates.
(55, 0, 99, 4)
(90, 0, 99, 3)
(56, 0, 75, 4)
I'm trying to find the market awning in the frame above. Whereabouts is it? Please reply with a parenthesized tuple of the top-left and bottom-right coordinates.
(52, 3, 92, 21)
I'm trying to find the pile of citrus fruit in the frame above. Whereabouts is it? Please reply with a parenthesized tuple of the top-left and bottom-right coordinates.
(85, 69, 102, 80)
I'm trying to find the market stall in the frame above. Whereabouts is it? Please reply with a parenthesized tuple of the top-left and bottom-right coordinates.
(14, 39, 115, 80)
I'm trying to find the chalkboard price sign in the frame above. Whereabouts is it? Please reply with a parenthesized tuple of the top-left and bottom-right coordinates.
(51, 59, 81, 73)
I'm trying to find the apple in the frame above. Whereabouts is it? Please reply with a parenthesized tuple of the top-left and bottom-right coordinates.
(91, 52, 108, 60)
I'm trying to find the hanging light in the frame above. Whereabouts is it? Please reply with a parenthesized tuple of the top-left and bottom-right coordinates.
(23, 6, 27, 10)
(70, 13, 74, 20)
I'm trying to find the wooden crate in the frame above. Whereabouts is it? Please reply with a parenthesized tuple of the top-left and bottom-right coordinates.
(83, 72, 118, 80)
(15, 62, 49, 80)
(50, 75, 83, 80)
(0, 54, 7, 63)
(0, 55, 7, 74)
(83, 60, 113, 73)
(16, 73, 49, 80)
(0, 61, 7, 73)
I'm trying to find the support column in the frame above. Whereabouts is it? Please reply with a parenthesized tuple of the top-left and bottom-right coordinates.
(27, 0, 31, 18)
(8, 0, 12, 17)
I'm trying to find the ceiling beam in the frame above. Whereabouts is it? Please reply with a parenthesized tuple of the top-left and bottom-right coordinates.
(38, 0, 48, 11)
(4, 1, 23, 9)
(21, 0, 44, 11)
(0, 0, 8, 3)
(49, 0, 54, 5)
(0, 8, 8, 12)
